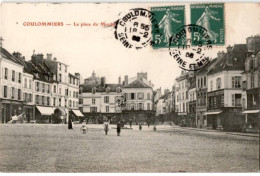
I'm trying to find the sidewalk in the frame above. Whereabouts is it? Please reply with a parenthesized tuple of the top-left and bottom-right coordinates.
(170, 125, 259, 138)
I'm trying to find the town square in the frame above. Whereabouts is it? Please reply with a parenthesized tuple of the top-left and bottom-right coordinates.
(0, 3, 259, 173)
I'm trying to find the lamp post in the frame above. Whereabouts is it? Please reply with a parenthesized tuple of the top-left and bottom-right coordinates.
(117, 95, 126, 124)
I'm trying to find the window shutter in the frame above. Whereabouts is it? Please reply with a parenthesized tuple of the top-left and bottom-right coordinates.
(232, 94, 235, 106)
(2, 85, 4, 97)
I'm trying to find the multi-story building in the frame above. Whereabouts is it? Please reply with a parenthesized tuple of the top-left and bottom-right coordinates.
(0, 47, 24, 123)
(13, 52, 34, 122)
(242, 35, 260, 132)
(187, 72, 196, 127)
(122, 72, 155, 124)
(206, 44, 247, 131)
(80, 75, 122, 123)
(68, 73, 83, 120)
(195, 55, 221, 128)
(153, 88, 162, 115)
(175, 70, 189, 125)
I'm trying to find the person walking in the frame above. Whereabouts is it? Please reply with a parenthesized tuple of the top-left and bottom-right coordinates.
(153, 124, 157, 132)
(103, 120, 109, 135)
(68, 117, 73, 129)
(117, 121, 121, 136)
(139, 123, 142, 130)
(129, 118, 132, 128)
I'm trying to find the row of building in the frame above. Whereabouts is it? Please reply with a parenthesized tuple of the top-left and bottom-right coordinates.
(155, 35, 260, 132)
(0, 42, 84, 123)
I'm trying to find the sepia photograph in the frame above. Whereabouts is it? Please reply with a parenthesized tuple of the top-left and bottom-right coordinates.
(0, 2, 259, 173)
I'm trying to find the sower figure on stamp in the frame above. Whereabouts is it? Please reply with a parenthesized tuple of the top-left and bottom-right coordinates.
(117, 121, 121, 136)
(159, 9, 181, 45)
(196, 6, 220, 43)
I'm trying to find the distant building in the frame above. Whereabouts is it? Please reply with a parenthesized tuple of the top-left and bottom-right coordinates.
(80, 73, 122, 123)
(84, 71, 100, 85)
(175, 71, 189, 125)
(187, 72, 196, 127)
(122, 72, 155, 124)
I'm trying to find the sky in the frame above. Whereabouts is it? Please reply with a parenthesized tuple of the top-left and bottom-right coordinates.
(1, 3, 259, 91)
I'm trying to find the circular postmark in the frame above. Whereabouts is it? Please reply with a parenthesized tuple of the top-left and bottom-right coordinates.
(169, 24, 213, 71)
(115, 8, 161, 50)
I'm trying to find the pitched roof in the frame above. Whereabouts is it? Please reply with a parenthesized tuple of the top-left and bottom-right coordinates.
(195, 58, 218, 75)
(208, 44, 247, 75)
(0, 47, 23, 66)
(124, 79, 151, 88)
(81, 83, 123, 93)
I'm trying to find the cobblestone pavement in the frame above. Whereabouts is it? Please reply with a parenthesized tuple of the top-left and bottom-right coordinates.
(0, 124, 258, 172)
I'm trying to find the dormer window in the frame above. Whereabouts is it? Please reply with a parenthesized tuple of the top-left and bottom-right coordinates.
(92, 87, 97, 94)
(106, 87, 110, 94)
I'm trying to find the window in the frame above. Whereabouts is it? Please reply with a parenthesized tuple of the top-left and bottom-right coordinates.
(104, 96, 109, 103)
(47, 97, 50, 106)
(59, 98, 61, 106)
(41, 96, 44, 105)
(59, 88, 61, 95)
(11, 87, 15, 99)
(106, 106, 109, 112)
(59, 63, 61, 71)
(3, 86, 8, 98)
(91, 107, 97, 112)
(201, 78, 203, 87)
(36, 95, 39, 104)
(59, 74, 62, 82)
(216, 78, 221, 90)
(204, 77, 206, 87)
(139, 103, 143, 110)
(76, 92, 78, 98)
(197, 79, 200, 88)
(210, 81, 213, 91)
(42, 83, 45, 93)
(138, 93, 144, 99)
(24, 78, 27, 88)
(12, 70, 15, 82)
(54, 85, 57, 93)
(182, 92, 184, 100)
(116, 87, 121, 93)
(147, 93, 150, 100)
(183, 103, 185, 112)
(4, 68, 8, 79)
(131, 93, 135, 99)
(73, 101, 75, 107)
(18, 89, 21, 100)
(251, 74, 254, 88)
(232, 76, 242, 88)
(53, 98, 56, 106)
(48, 85, 50, 93)
(92, 87, 96, 94)
(69, 100, 72, 107)
(92, 99, 95, 105)
(147, 103, 150, 110)
(65, 99, 67, 107)
(232, 94, 242, 107)
(18, 73, 21, 83)
(79, 98, 83, 104)
(29, 79, 32, 89)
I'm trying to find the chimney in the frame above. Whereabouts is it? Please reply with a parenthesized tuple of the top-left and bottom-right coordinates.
(227, 45, 232, 53)
(101, 77, 106, 87)
(47, 53, 52, 60)
(0, 37, 4, 47)
(13, 52, 22, 60)
(53, 57, 57, 61)
(31, 53, 44, 65)
(124, 75, 128, 86)
(164, 89, 169, 95)
(217, 51, 225, 60)
(118, 76, 121, 84)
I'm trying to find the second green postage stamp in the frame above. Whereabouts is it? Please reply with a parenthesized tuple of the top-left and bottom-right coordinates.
(190, 3, 225, 46)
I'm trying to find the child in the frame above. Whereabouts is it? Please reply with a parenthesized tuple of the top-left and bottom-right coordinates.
(139, 123, 142, 131)
(153, 125, 157, 132)
(81, 125, 87, 134)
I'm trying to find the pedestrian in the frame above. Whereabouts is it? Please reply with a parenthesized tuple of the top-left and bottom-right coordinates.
(103, 120, 109, 135)
(139, 123, 142, 130)
(117, 121, 121, 136)
(68, 117, 73, 129)
(147, 122, 150, 128)
(153, 124, 157, 132)
(129, 118, 132, 128)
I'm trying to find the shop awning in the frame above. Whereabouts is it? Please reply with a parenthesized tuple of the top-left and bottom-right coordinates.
(242, 110, 260, 114)
(204, 111, 222, 115)
(54, 108, 67, 116)
(36, 106, 54, 116)
(72, 110, 84, 117)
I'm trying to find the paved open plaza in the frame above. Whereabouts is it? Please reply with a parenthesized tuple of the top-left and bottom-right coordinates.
(0, 124, 259, 172)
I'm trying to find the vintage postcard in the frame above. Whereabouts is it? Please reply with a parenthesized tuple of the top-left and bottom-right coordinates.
(0, 2, 259, 173)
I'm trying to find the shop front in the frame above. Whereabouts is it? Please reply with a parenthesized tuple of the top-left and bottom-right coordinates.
(204, 111, 222, 130)
(35, 106, 55, 123)
(177, 112, 187, 127)
(1, 99, 23, 123)
(70, 109, 84, 122)
(242, 110, 260, 133)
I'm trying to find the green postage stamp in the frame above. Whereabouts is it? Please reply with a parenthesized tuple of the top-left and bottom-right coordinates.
(151, 6, 185, 49)
(190, 3, 225, 46)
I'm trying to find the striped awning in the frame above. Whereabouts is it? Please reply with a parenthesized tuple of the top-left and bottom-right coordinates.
(204, 111, 222, 115)
(72, 110, 84, 117)
(242, 110, 260, 114)
(36, 106, 54, 116)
